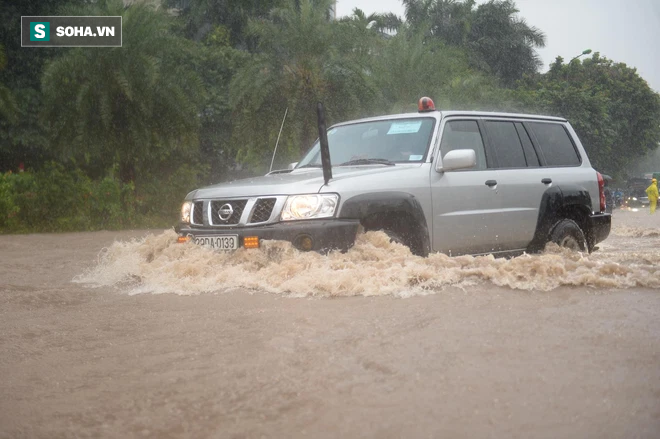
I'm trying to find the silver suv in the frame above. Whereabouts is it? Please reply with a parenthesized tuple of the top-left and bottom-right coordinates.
(176, 99, 611, 257)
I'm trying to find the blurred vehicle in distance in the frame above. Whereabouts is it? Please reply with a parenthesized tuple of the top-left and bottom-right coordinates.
(622, 177, 651, 211)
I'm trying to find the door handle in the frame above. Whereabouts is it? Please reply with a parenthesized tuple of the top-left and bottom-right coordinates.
(541, 178, 552, 184)
(485, 180, 497, 187)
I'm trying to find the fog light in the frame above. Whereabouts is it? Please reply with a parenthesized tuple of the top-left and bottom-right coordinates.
(243, 236, 260, 249)
(177, 235, 191, 244)
(294, 235, 314, 251)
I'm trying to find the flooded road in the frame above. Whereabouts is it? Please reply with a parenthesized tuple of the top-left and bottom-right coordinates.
(1, 210, 659, 438)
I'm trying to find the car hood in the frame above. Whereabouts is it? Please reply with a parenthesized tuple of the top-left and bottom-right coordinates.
(187, 164, 423, 199)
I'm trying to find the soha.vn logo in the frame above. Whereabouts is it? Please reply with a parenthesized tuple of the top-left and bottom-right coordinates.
(30, 21, 116, 40)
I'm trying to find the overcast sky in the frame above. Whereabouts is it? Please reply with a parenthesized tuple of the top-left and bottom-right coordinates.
(335, 0, 660, 92)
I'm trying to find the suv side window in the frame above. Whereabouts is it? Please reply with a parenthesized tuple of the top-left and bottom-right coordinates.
(514, 122, 540, 167)
(485, 121, 527, 168)
(440, 120, 487, 170)
(526, 122, 581, 166)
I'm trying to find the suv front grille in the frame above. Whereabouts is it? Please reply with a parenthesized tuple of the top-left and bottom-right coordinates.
(210, 200, 247, 225)
(250, 198, 276, 223)
(190, 196, 285, 227)
(192, 201, 204, 225)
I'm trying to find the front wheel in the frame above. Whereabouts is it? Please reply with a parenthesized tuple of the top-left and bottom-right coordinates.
(549, 219, 587, 251)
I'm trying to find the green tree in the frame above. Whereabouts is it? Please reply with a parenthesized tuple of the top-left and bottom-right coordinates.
(403, 0, 475, 45)
(178, 29, 249, 181)
(517, 53, 660, 177)
(334, 9, 391, 70)
(0, 44, 17, 124)
(440, 72, 518, 110)
(0, 0, 90, 172)
(41, 0, 205, 184)
(229, 0, 377, 167)
(402, 0, 545, 85)
(164, 0, 284, 47)
(369, 26, 473, 112)
(468, 0, 545, 85)
(339, 8, 402, 34)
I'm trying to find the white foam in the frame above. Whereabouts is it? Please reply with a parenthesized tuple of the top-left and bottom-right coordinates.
(74, 226, 660, 297)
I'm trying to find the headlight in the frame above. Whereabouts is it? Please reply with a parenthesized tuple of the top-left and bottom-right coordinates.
(281, 194, 338, 221)
(181, 201, 192, 223)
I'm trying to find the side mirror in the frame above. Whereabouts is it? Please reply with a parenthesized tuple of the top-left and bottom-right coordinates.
(288, 162, 298, 170)
(437, 149, 476, 172)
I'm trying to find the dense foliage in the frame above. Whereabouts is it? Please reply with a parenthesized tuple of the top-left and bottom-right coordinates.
(402, 0, 546, 85)
(0, 162, 207, 233)
(230, 0, 378, 165)
(1, 0, 659, 232)
(42, 1, 205, 184)
(517, 54, 660, 174)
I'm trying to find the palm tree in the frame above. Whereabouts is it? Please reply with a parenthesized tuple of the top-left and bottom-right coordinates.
(468, 0, 545, 84)
(164, 0, 284, 48)
(403, 0, 474, 45)
(41, 0, 204, 184)
(402, 0, 545, 85)
(371, 27, 472, 112)
(339, 8, 402, 33)
(230, 0, 377, 166)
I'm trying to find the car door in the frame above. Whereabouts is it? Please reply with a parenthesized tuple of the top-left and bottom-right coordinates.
(524, 120, 590, 191)
(429, 118, 505, 255)
(481, 119, 546, 250)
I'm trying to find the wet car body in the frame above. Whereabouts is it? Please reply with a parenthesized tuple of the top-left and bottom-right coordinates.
(177, 106, 611, 256)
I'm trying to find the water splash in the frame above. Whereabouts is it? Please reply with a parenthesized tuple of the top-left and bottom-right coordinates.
(74, 226, 660, 297)
(612, 225, 660, 238)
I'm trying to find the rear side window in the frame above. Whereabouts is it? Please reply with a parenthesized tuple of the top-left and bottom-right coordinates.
(527, 122, 581, 166)
(485, 121, 527, 168)
(515, 123, 539, 167)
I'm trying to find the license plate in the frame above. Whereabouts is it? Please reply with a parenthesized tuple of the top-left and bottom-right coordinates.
(193, 235, 239, 250)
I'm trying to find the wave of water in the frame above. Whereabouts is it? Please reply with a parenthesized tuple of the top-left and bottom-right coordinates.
(612, 225, 660, 238)
(74, 221, 660, 297)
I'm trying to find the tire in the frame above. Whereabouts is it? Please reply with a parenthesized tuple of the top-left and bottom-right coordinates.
(362, 213, 426, 256)
(549, 219, 587, 251)
(384, 228, 407, 247)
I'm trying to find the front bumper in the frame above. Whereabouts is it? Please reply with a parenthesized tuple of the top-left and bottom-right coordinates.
(175, 219, 361, 253)
(586, 212, 611, 250)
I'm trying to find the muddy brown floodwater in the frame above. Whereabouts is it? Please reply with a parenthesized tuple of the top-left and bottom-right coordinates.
(1, 210, 660, 438)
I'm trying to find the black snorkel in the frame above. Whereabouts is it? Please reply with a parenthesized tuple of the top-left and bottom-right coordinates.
(316, 102, 333, 186)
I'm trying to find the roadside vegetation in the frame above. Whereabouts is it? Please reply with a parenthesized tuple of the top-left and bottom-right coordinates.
(1, 0, 659, 233)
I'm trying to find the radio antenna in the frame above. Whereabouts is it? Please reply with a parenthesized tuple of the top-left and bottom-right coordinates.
(269, 107, 288, 173)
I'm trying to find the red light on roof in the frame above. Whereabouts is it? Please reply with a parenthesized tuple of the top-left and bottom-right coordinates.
(418, 97, 435, 112)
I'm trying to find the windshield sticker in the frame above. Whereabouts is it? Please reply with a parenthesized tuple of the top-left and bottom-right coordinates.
(408, 154, 423, 161)
(387, 121, 423, 135)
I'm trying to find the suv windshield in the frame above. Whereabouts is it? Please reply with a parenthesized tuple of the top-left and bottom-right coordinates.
(297, 117, 436, 168)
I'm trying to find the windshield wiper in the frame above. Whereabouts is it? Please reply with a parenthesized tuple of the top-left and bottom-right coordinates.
(337, 158, 395, 166)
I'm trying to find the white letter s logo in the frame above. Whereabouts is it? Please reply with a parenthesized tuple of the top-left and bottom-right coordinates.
(35, 24, 45, 39)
